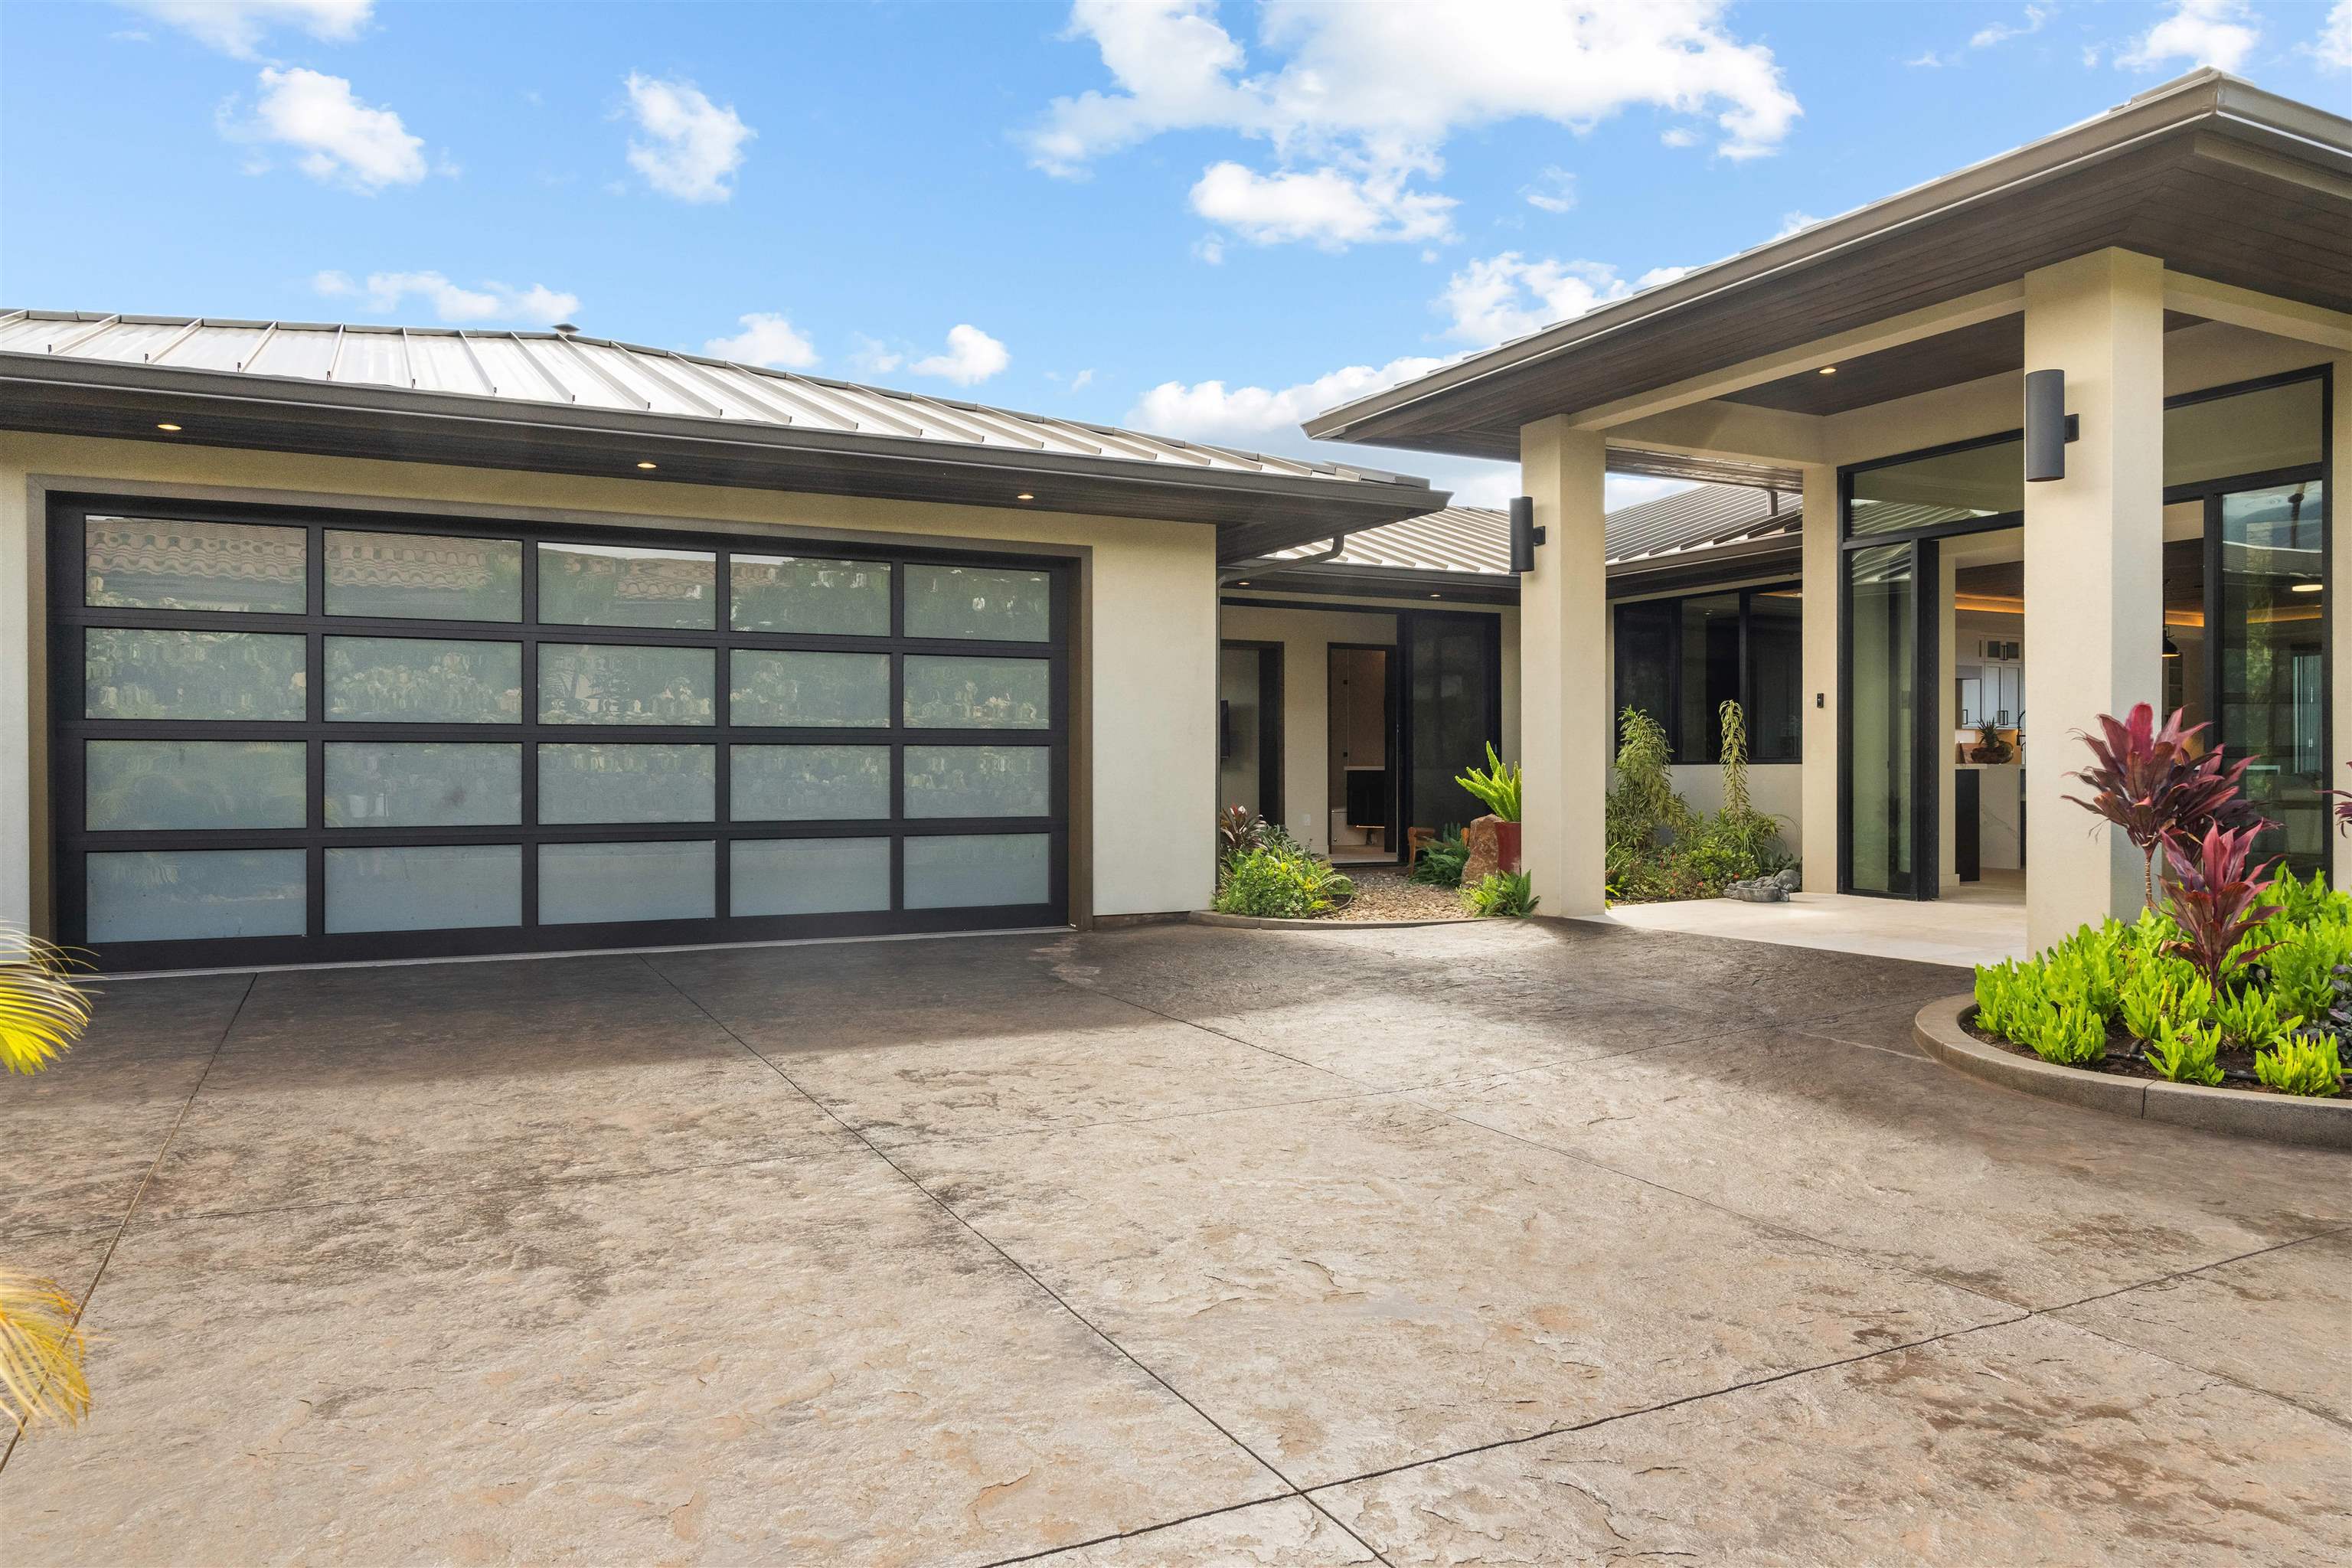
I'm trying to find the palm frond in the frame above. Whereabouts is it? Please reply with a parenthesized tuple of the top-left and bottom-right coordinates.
(0, 926, 96, 1076)
(0, 1271, 90, 1428)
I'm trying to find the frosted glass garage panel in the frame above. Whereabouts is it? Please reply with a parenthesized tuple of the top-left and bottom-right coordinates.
(86, 849, 305, 943)
(731, 837, 890, 916)
(538, 543, 716, 629)
(731, 745, 890, 821)
(538, 744, 716, 823)
(730, 651, 890, 727)
(903, 746, 1050, 818)
(327, 845, 521, 933)
(538, 644, 716, 725)
(903, 834, 1050, 909)
(84, 516, 307, 613)
(326, 637, 523, 724)
(86, 740, 306, 831)
(903, 655, 1049, 729)
(325, 530, 522, 622)
(85, 629, 306, 720)
(730, 556, 890, 635)
(540, 840, 714, 924)
(325, 743, 522, 827)
(903, 564, 1051, 642)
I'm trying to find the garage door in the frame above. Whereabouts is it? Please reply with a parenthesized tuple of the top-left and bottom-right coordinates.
(51, 499, 1070, 970)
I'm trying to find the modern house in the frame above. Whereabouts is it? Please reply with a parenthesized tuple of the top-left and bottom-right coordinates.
(1310, 68, 2348, 950)
(0, 68, 2344, 972)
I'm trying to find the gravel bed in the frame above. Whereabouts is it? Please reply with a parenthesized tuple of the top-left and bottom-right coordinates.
(1326, 867, 1470, 922)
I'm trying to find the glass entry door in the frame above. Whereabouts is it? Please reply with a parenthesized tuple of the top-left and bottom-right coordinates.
(1843, 539, 1937, 897)
(1399, 611, 1501, 836)
(2218, 479, 2328, 875)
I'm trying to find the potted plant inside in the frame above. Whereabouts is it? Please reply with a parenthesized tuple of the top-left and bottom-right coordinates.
(1456, 744, 1524, 874)
(1968, 719, 2013, 763)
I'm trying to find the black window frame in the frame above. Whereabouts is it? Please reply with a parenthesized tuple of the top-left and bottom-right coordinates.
(51, 495, 1071, 971)
(1611, 580, 1804, 765)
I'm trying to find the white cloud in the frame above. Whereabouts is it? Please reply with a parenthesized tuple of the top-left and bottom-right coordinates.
(2308, 0, 2352, 69)
(1030, 1, 1800, 247)
(910, 324, 1011, 386)
(2117, 0, 2259, 72)
(1069, 368, 1096, 391)
(1968, 5, 2047, 50)
(1773, 211, 1821, 239)
(230, 67, 425, 191)
(1435, 252, 1689, 345)
(313, 270, 579, 325)
(1522, 166, 1577, 214)
(1906, 50, 1956, 69)
(1189, 160, 1455, 247)
(703, 312, 818, 369)
(122, 0, 370, 60)
(1193, 233, 1227, 265)
(1659, 126, 1700, 147)
(622, 74, 753, 202)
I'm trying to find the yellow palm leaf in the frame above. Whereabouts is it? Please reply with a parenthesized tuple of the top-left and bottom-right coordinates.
(0, 1272, 90, 1428)
(0, 926, 95, 1076)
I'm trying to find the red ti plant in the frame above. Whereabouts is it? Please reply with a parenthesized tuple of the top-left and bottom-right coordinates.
(2161, 823, 2282, 991)
(2063, 704, 2266, 910)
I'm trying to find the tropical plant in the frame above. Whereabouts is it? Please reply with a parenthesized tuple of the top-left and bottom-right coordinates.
(1606, 708, 1689, 856)
(1455, 743, 1522, 822)
(1217, 805, 1275, 863)
(1971, 719, 2013, 763)
(2213, 985, 2298, 1052)
(2, 926, 96, 1429)
(2118, 957, 2212, 1043)
(1409, 830, 1469, 888)
(2161, 824, 2282, 991)
(1462, 870, 1540, 918)
(2145, 1017, 2225, 1086)
(2011, 994, 2108, 1065)
(1718, 699, 1753, 821)
(1214, 845, 1354, 920)
(2063, 703, 2267, 910)
(2252, 1032, 2343, 1097)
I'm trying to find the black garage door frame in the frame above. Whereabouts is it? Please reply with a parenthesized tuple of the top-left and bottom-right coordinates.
(48, 494, 1072, 971)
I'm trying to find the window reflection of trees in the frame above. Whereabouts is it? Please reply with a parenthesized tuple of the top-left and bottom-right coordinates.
(84, 629, 307, 720)
(538, 645, 714, 725)
(731, 745, 890, 819)
(902, 658, 1048, 728)
(326, 639, 523, 723)
(729, 557, 891, 635)
(904, 746, 1049, 817)
(730, 652, 888, 727)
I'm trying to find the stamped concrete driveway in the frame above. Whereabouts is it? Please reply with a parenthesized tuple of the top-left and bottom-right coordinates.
(4, 920, 2347, 1566)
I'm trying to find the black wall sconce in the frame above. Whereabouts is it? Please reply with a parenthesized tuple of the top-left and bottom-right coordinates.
(1509, 495, 1545, 574)
(2024, 368, 2080, 483)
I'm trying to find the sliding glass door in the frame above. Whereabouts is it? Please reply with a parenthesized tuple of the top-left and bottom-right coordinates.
(1399, 611, 1501, 836)
(1843, 541, 1936, 897)
(2220, 479, 2328, 875)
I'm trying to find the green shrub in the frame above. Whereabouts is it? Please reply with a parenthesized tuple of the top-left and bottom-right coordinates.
(1410, 831, 1469, 888)
(2214, 985, 2299, 1052)
(1455, 743, 1522, 822)
(2145, 1018, 2224, 1086)
(1462, 871, 1539, 918)
(1602, 704, 1791, 904)
(2253, 1033, 2343, 1096)
(2261, 920, 2352, 1022)
(2118, 957, 2213, 1042)
(1214, 846, 1354, 920)
(2012, 995, 2108, 1065)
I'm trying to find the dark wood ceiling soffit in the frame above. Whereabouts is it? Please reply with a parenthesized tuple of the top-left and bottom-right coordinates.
(1338, 134, 2351, 462)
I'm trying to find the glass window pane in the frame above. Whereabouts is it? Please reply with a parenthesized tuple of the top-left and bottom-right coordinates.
(327, 846, 521, 933)
(903, 655, 1050, 729)
(1845, 544, 1917, 897)
(1676, 593, 1741, 764)
(1613, 601, 1677, 754)
(84, 628, 307, 721)
(325, 530, 521, 622)
(538, 743, 716, 823)
(2220, 481, 2328, 878)
(84, 515, 305, 613)
(2166, 380, 2322, 489)
(87, 848, 305, 943)
(1847, 439, 2021, 536)
(904, 746, 1050, 818)
(903, 564, 1051, 642)
(732, 745, 890, 821)
(86, 740, 305, 831)
(730, 650, 889, 728)
(730, 556, 890, 635)
(1746, 587, 1803, 764)
(538, 643, 715, 726)
(325, 743, 522, 828)
(539, 840, 714, 924)
(903, 833, 1050, 909)
(731, 838, 890, 916)
(1406, 616, 1498, 831)
(537, 542, 716, 629)
(327, 636, 523, 724)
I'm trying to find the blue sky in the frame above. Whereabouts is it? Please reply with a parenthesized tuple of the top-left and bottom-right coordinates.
(5, 1, 2347, 508)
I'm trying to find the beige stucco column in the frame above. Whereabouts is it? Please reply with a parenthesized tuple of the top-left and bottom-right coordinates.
(2021, 249, 2167, 948)
(1799, 462, 1838, 890)
(1520, 416, 1609, 916)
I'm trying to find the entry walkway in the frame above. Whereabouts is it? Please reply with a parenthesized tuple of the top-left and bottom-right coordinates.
(1601, 877, 2030, 966)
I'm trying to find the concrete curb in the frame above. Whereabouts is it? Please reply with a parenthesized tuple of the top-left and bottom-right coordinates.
(1913, 995, 2352, 1151)
(1189, 910, 1476, 931)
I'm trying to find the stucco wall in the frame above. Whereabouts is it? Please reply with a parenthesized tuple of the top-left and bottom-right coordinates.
(0, 431, 1222, 933)
(1219, 593, 1521, 856)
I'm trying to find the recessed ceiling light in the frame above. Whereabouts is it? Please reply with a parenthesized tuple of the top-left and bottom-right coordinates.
(1817, 366, 1838, 376)
(1015, 492, 1035, 501)
(2292, 581, 2323, 593)
(1234, 580, 1250, 586)
(1429, 593, 1442, 599)
(155, 422, 182, 432)
(635, 461, 658, 470)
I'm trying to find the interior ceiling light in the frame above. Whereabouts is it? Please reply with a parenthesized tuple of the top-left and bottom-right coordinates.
(1817, 366, 1838, 376)
(1234, 580, 1250, 586)
(2292, 581, 2323, 593)
(155, 422, 182, 431)
(635, 461, 658, 470)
